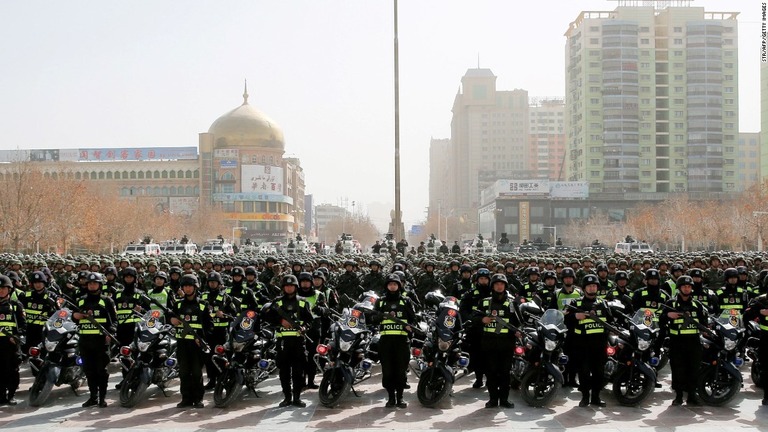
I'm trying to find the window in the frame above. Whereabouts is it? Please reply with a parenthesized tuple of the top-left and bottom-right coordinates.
(673, 26, 682, 33)
(673, 38, 683, 45)
(590, 38, 599, 44)
(153, 170, 160, 179)
(674, 75, 683, 81)
(639, 26, 649, 33)
(640, 38, 649, 45)
(137, 171, 144, 179)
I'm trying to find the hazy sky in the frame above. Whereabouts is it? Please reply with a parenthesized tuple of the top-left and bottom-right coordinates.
(0, 1, 761, 231)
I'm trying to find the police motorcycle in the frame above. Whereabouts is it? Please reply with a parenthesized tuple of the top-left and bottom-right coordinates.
(604, 308, 660, 406)
(512, 308, 568, 407)
(314, 298, 376, 407)
(746, 319, 762, 387)
(211, 309, 277, 408)
(27, 308, 86, 407)
(696, 309, 746, 406)
(117, 309, 179, 408)
(412, 293, 470, 407)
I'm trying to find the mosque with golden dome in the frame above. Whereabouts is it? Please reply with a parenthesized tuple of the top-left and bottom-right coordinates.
(0, 82, 307, 243)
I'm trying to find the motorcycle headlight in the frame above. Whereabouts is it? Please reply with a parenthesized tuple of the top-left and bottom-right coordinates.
(137, 341, 151, 352)
(637, 339, 651, 352)
(544, 339, 558, 352)
(438, 339, 452, 352)
(724, 338, 737, 351)
(45, 340, 58, 352)
(339, 340, 353, 352)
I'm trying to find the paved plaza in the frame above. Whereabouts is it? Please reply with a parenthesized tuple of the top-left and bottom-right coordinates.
(2, 363, 768, 431)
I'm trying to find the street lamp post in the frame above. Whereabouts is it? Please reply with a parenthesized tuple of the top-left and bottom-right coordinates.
(232, 226, 247, 246)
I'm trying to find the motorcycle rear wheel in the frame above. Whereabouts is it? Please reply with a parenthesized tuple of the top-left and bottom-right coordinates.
(612, 366, 655, 407)
(697, 365, 741, 406)
(28, 371, 55, 407)
(319, 368, 351, 407)
(214, 369, 244, 408)
(119, 368, 149, 408)
(417, 367, 451, 408)
(520, 368, 560, 407)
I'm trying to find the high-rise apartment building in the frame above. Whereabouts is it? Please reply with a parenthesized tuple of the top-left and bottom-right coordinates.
(529, 99, 566, 180)
(448, 68, 530, 215)
(429, 138, 451, 214)
(565, 3, 739, 194)
(737, 132, 760, 191)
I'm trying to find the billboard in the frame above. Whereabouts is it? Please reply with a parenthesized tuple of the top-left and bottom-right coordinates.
(499, 180, 549, 196)
(212, 193, 292, 204)
(214, 149, 239, 159)
(66, 147, 198, 162)
(549, 182, 589, 198)
(241, 164, 284, 195)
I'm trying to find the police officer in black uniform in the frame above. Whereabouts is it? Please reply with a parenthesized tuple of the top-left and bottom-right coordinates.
(475, 274, 518, 408)
(114, 268, 149, 389)
(201, 271, 237, 390)
(0, 275, 25, 405)
(744, 288, 768, 405)
(20, 271, 58, 358)
(660, 275, 707, 406)
(373, 273, 417, 408)
(263, 274, 313, 408)
(565, 274, 611, 407)
(171, 274, 214, 408)
(459, 268, 492, 389)
(74, 272, 118, 408)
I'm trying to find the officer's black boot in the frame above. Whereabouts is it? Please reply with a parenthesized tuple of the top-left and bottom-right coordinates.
(672, 391, 684, 406)
(578, 391, 590, 407)
(292, 391, 306, 408)
(686, 391, 701, 406)
(0, 387, 7, 405)
(396, 390, 407, 408)
(590, 389, 606, 407)
(763, 389, 768, 406)
(385, 390, 396, 408)
(473, 373, 484, 389)
(278, 392, 292, 408)
(82, 395, 98, 408)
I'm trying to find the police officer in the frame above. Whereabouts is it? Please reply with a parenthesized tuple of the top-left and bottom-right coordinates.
(20, 271, 58, 358)
(660, 275, 707, 406)
(297, 271, 330, 389)
(475, 274, 517, 409)
(0, 275, 25, 405)
(171, 274, 213, 408)
(565, 274, 611, 407)
(744, 289, 768, 405)
(715, 268, 750, 315)
(147, 271, 175, 311)
(74, 272, 117, 408)
(263, 275, 313, 408)
(459, 268, 492, 389)
(335, 260, 362, 307)
(201, 271, 237, 390)
(361, 259, 386, 293)
(373, 274, 417, 408)
(228, 267, 260, 312)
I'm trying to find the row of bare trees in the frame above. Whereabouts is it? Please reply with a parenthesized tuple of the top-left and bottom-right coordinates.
(0, 162, 230, 254)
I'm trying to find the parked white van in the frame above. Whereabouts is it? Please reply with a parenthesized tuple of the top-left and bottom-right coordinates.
(614, 242, 654, 255)
(123, 243, 162, 256)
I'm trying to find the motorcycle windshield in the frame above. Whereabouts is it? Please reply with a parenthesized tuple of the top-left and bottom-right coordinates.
(631, 308, 658, 330)
(435, 306, 459, 341)
(716, 310, 743, 330)
(232, 311, 258, 343)
(538, 309, 566, 333)
(339, 308, 366, 337)
(46, 308, 77, 336)
(137, 309, 166, 335)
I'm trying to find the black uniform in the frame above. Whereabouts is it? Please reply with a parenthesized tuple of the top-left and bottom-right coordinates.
(474, 291, 519, 407)
(75, 291, 118, 405)
(659, 294, 707, 403)
(744, 295, 768, 403)
(459, 280, 491, 387)
(19, 288, 58, 356)
(200, 288, 237, 387)
(564, 295, 611, 404)
(0, 295, 26, 403)
(263, 294, 313, 406)
(172, 294, 214, 407)
(373, 289, 417, 406)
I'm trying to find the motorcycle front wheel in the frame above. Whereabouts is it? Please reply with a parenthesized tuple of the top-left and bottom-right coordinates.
(417, 367, 451, 408)
(612, 366, 655, 407)
(697, 365, 741, 406)
(28, 369, 55, 407)
(319, 367, 351, 407)
(520, 367, 560, 407)
(119, 367, 150, 408)
(214, 369, 244, 408)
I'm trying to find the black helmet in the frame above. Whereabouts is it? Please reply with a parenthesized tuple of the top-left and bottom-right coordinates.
(103, 266, 118, 276)
(460, 264, 472, 273)
(582, 274, 599, 287)
(122, 267, 138, 278)
(490, 274, 508, 287)
(542, 270, 557, 281)
(87, 272, 104, 284)
(244, 266, 258, 276)
(311, 270, 326, 282)
(596, 264, 609, 273)
(154, 271, 168, 281)
(736, 266, 749, 275)
(614, 270, 629, 281)
(169, 266, 182, 276)
(724, 267, 739, 279)
(385, 274, 403, 289)
(232, 266, 245, 277)
(206, 271, 223, 284)
(424, 291, 446, 308)
(677, 275, 694, 288)
(526, 267, 540, 276)
(689, 268, 704, 278)
(30, 271, 47, 284)
(343, 259, 355, 268)
(179, 274, 199, 288)
(645, 269, 660, 280)
(78, 270, 91, 280)
(368, 259, 382, 268)
(476, 268, 491, 279)
(392, 263, 404, 272)
(0, 275, 12, 289)
(561, 268, 576, 279)
(281, 274, 299, 289)
(297, 272, 313, 283)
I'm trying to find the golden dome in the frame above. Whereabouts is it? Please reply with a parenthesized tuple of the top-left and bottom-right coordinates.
(208, 84, 285, 150)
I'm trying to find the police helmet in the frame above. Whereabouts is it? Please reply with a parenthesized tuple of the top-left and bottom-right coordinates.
(206, 271, 223, 284)
(490, 273, 509, 287)
(154, 271, 168, 282)
(724, 267, 739, 279)
(30, 271, 47, 284)
(298, 272, 313, 283)
(561, 268, 576, 279)
(179, 274, 200, 288)
(582, 274, 599, 287)
(281, 274, 299, 289)
(614, 270, 629, 281)
(232, 266, 245, 277)
(87, 272, 104, 284)
(645, 269, 660, 280)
